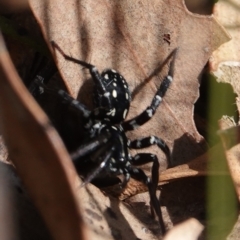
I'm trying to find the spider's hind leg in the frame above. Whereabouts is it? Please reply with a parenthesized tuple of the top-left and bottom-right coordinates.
(129, 136, 171, 167)
(71, 132, 111, 160)
(73, 135, 121, 188)
(128, 166, 166, 234)
(119, 172, 131, 190)
(80, 144, 116, 187)
(131, 153, 160, 190)
(129, 153, 166, 233)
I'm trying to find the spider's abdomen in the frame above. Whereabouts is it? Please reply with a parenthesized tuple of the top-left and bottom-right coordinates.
(98, 124, 130, 175)
(93, 69, 131, 124)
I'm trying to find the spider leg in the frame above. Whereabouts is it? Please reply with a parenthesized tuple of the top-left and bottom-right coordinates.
(27, 54, 51, 87)
(122, 56, 175, 132)
(51, 41, 113, 109)
(129, 136, 171, 167)
(32, 79, 91, 118)
(131, 153, 166, 231)
(28, 60, 57, 97)
(131, 153, 159, 190)
(57, 90, 91, 118)
(81, 144, 116, 187)
(119, 172, 131, 189)
(128, 167, 166, 234)
(28, 59, 92, 118)
(71, 132, 111, 160)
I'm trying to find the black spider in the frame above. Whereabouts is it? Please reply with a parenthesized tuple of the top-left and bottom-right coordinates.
(29, 42, 176, 234)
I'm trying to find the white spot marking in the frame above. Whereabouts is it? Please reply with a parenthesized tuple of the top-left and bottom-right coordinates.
(106, 108, 116, 116)
(111, 69, 117, 73)
(111, 168, 117, 172)
(104, 92, 110, 97)
(150, 136, 155, 144)
(125, 93, 129, 100)
(93, 123, 101, 129)
(39, 87, 44, 94)
(167, 75, 173, 82)
(72, 100, 79, 105)
(146, 109, 153, 117)
(136, 141, 141, 147)
(130, 120, 139, 129)
(104, 73, 109, 79)
(135, 155, 140, 160)
(112, 89, 117, 98)
(119, 125, 124, 131)
(37, 75, 44, 82)
(124, 84, 127, 89)
(156, 95, 162, 101)
(113, 82, 117, 87)
(97, 124, 106, 134)
(100, 161, 106, 168)
(111, 126, 118, 130)
(123, 109, 128, 119)
(111, 158, 116, 163)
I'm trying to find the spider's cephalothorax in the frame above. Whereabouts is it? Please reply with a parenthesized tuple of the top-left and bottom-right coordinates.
(30, 41, 176, 234)
(93, 68, 131, 124)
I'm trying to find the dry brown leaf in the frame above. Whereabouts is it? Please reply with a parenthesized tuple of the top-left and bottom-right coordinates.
(163, 218, 204, 240)
(0, 1, 232, 239)
(211, 1, 240, 201)
(29, 0, 229, 169)
(76, 184, 164, 240)
(219, 116, 240, 200)
(211, 0, 240, 113)
(160, 142, 230, 182)
(211, 0, 240, 70)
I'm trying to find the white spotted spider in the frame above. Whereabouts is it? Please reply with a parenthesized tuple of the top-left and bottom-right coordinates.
(30, 41, 176, 234)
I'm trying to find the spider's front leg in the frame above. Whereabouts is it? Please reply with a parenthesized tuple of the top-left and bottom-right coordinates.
(28, 60, 57, 97)
(28, 55, 92, 119)
(51, 41, 113, 110)
(122, 55, 175, 132)
(51, 41, 131, 124)
(31, 75, 92, 119)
